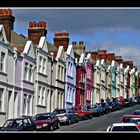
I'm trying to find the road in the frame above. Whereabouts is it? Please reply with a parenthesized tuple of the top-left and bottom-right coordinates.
(55, 104, 140, 132)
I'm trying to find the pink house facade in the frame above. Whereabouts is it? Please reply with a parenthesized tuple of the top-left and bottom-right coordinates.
(85, 53, 94, 105)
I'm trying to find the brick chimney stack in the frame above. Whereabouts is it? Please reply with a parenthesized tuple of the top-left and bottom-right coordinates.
(0, 9, 15, 43)
(53, 32, 70, 52)
(28, 21, 47, 44)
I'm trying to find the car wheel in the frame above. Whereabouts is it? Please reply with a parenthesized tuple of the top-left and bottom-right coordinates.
(89, 114, 92, 119)
(50, 125, 54, 131)
(57, 122, 60, 129)
(98, 112, 101, 117)
(67, 119, 71, 125)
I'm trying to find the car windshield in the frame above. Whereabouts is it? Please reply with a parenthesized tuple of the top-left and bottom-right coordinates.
(82, 108, 87, 111)
(3, 119, 23, 128)
(53, 110, 66, 114)
(34, 114, 51, 120)
(134, 112, 140, 115)
(112, 126, 139, 131)
(91, 105, 97, 108)
(122, 117, 140, 124)
(130, 118, 140, 124)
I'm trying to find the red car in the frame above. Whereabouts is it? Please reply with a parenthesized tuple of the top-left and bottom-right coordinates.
(119, 114, 140, 129)
(33, 113, 60, 131)
(72, 106, 93, 120)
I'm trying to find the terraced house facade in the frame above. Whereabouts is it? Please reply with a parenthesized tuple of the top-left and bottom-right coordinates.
(0, 9, 140, 126)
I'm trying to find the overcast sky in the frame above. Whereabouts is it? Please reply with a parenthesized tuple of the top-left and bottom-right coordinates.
(12, 8, 140, 68)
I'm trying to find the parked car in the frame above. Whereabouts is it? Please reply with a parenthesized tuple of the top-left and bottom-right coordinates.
(71, 106, 93, 120)
(119, 114, 140, 129)
(82, 106, 94, 119)
(128, 97, 136, 106)
(106, 123, 140, 132)
(133, 110, 140, 115)
(33, 113, 60, 131)
(53, 108, 79, 125)
(124, 98, 130, 107)
(116, 96, 125, 108)
(89, 103, 104, 116)
(0, 117, 36, 131)
(135, 96, 140, 104)
(101, 102, 111, 114)
(108, 101, 117, 112)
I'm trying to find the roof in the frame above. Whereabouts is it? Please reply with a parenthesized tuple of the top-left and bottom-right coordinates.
(134, 110, 140, 112)
(34, 112, 53, 116)
(47, 42, 58, 52)
(112, 123, 137, 126)
(11, 30, 28, 46)
(122, 114, 140, 118)
(6, 117, 32, 121)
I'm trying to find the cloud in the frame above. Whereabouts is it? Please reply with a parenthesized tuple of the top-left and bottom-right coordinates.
(86, 40, 140, 68)
(13, 8, 140, 35)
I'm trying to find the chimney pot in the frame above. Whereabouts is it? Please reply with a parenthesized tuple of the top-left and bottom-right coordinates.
(0, 8, 15, 42)
(28, 21, 47, 44)
(0, 9, 3, 15)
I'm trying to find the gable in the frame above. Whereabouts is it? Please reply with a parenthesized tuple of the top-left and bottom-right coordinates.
(56, 46, 65, 61)
(86, 53, 93, 63)
(0, 25, 8, 44)
(38, 36, 48, 53)
(23, 41, 35, 59)
(67, 45, 74, 59)
(101, 59, 105, 67)
(79, 53, 85, 64)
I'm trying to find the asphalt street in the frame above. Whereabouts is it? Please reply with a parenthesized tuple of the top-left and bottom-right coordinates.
(55, 104, 140, 132)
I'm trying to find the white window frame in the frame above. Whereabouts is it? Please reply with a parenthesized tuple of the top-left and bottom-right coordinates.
(0, 88, 4, 112)
(42, 87, 46, 106)
(42, 58, 46, 74)
(0, 52, 5, 72)
(39, 56, 43, 73)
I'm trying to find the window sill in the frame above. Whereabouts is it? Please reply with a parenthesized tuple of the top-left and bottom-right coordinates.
(37, 104, 46, 108)
(23, 80, 34, 85)
(0, 71, 7, 76)
(67, 75, 73, 79)
(56, 79, 65, 84)
(0, 112, 6, 115)
(38, 72, 48, 78)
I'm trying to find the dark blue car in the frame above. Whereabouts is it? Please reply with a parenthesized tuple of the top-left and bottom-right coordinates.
(89, 104, 104, 116)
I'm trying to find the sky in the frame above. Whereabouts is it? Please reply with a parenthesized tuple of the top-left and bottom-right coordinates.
(11, 8, 140, 68)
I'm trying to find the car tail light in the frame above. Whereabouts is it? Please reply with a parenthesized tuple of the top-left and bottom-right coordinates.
(64, 114, 67, 117)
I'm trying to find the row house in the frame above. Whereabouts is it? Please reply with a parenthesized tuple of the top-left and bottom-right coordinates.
(123, 61, 133, 98)
(111, 60, 117, 98)
(100, 59, 106, 100)
(0, 10, 36, 126)
(28, 22, 53, 114)
(85, 53, 94, 105)
(65, 44, 76, 108)
(0, 25, 10, 125)
(53, 32, 76, 108)
(115, 56, 124, 98)
(106, 65, 112, 99)
(50, 45, 66, 110)
(76, 53, 86, 106)
(130, 67, 136, 97)
(93, 60, 101, 103)
(73, 41, 86, 106)
(135, 70, 140, 97)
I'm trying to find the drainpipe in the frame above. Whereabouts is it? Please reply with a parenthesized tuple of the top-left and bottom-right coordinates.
(13, 47, 18, 118)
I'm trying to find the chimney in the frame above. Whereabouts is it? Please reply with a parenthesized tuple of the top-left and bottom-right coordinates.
(0, 9, 15, 43)
(28, 21, 47, 44)
(53, 32, 70, 51)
